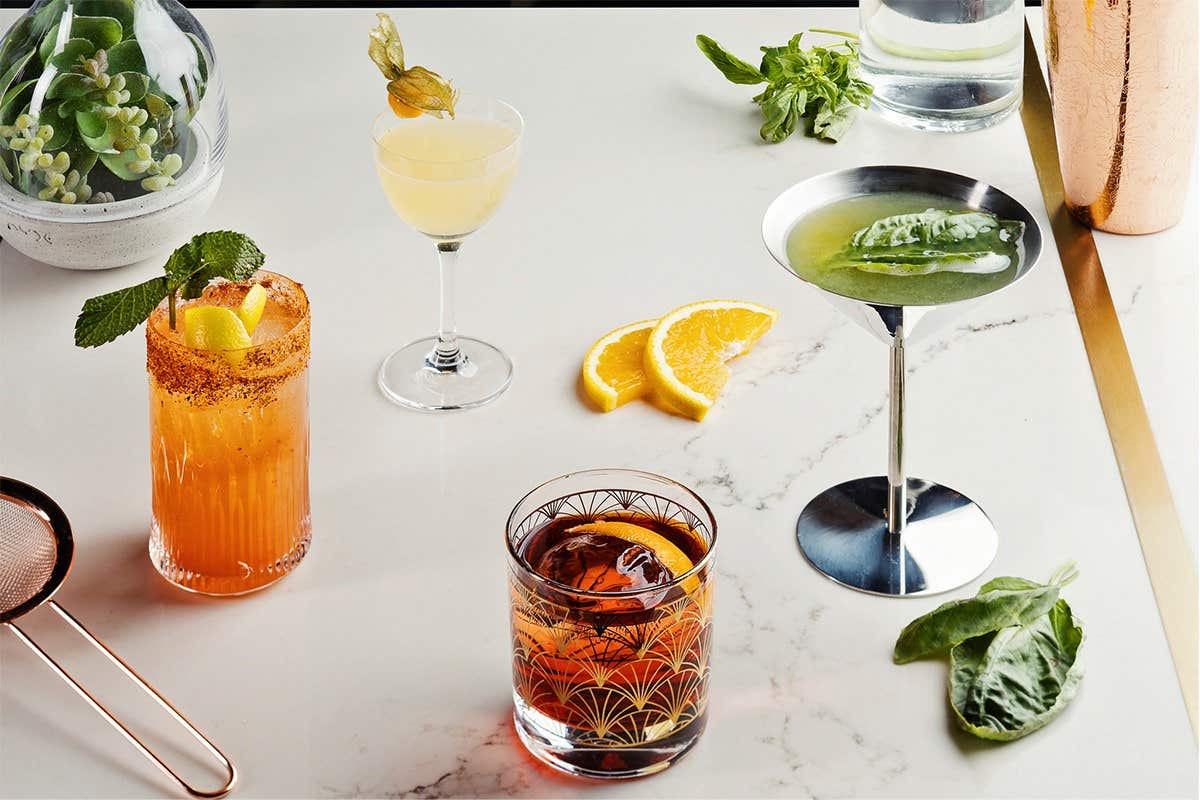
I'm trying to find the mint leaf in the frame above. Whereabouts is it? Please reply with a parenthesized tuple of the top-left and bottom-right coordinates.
(74, 275, 169, 347)
(166, 231, 265, 300)
(696, 35, 765, 85)
(75, 231, 266, 347)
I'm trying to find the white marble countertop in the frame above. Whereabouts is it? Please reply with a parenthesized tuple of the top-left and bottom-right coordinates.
(1, 6, 1196, 799)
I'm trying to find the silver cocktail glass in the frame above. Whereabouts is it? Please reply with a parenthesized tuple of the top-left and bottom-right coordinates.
(762, 166, 1043, 596)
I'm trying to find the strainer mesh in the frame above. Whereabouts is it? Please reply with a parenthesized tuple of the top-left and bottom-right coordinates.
(0, 498, 57, 616)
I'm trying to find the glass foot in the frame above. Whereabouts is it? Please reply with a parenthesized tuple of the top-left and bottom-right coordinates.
(378, 335, 512, 411)
(796, 476, 996, 597)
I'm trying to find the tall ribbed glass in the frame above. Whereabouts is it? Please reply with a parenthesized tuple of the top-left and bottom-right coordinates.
(146, 271, 311, 595)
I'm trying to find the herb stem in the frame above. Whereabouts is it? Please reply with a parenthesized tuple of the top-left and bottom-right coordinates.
(808, 28, 859, 40)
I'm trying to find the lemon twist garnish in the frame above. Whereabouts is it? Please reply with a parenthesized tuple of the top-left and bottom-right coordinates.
(238, 283, 267, 335)
(183, 285, 268, 365)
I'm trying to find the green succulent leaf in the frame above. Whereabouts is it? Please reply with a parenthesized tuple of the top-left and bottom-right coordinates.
(1, 80, 35, 126)
(695, 35, 765, 85)
(0, 18, 35, 79)
(949, 599, 1084, 741)
(62, 132, 99, 178)
(47, 72, 93, 100)
(98, 147, 145, 180)
(39, 16, 123, 64)
(76, 110, 118, 151)
(117, 71, 149, 103)
(42, 109, 72, 149)
(0, 50, 33, 110)
(186, 33, 210, 85)
(75, 0, 136, 38)
(144, 92, 171, 118)
(104, 39, 145, 75)
(74, 275, 170, 348)
(48, 38, 97, 71)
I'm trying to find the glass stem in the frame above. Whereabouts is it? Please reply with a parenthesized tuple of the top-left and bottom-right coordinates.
(428, 240, 464, 372)
(887, 327, 907, 536)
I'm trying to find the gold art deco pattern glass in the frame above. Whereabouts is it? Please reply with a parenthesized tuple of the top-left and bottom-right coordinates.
(506, 470, 715, 779)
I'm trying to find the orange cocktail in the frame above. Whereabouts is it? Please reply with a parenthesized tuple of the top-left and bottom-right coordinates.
(146, 272, 311, 595)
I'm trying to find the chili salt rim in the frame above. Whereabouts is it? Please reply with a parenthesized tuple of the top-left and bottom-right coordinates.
(146, 271, 310, 405)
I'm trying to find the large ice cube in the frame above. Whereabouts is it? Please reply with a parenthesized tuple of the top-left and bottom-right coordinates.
(535, 533, 669, 593)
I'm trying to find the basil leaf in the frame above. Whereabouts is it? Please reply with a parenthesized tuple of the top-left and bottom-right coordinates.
(830, 210, 1025, 277)
(759, 84, 801, 143)
(977, 576, 1043, 593)
(812, 97, 858, 142)
(893, 583, 1061, 663)
(851, 210, 1004, 248)
(696, 35, 765, 85)
(950, 600, 1084, 741)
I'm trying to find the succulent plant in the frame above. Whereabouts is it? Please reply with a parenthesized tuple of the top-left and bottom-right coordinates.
(0, 0, 209, 204)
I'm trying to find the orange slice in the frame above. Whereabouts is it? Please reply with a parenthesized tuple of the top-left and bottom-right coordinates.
(644, 300, 778, 421)
(581, 319, 657, 412)
(566, 520, 698, 591)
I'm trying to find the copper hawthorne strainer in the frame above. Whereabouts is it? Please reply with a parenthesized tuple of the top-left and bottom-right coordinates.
(0, 477, 238, 798)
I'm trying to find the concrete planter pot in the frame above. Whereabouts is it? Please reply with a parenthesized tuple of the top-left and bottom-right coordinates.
(0, 127, 222, 270)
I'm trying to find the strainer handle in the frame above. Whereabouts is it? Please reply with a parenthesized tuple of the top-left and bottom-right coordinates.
(4, 601, 238, 798)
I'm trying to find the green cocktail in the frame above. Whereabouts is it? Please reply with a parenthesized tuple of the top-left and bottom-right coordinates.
(786, 191, 1023, 306)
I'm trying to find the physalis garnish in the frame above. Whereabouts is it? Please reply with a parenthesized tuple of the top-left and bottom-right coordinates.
(369, 13, 458, 119)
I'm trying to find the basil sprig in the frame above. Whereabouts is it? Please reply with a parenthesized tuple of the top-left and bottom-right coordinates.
(895, 564, 1085, 742)
(696, 30, 873, 143)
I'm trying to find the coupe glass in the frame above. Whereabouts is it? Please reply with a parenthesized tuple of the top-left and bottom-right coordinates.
(371, 94, 523, 411)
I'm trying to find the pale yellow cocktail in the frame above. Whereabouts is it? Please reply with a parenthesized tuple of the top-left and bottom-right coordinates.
(374, 118, 520, 239)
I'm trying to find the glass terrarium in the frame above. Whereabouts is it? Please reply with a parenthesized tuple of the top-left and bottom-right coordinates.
(0, 0, 228, 269)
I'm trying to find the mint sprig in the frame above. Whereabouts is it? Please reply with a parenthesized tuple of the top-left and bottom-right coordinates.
(74, 231, 265, 347)
(697, 30, 873, 143)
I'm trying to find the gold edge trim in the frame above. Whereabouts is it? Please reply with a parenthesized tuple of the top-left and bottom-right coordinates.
(1020, 21, 1198, 737)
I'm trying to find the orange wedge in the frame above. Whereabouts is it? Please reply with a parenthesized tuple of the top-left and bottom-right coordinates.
(581, 319, 657, 412)
(644, 300, 778, 421)
(566, 520, 698, 591)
